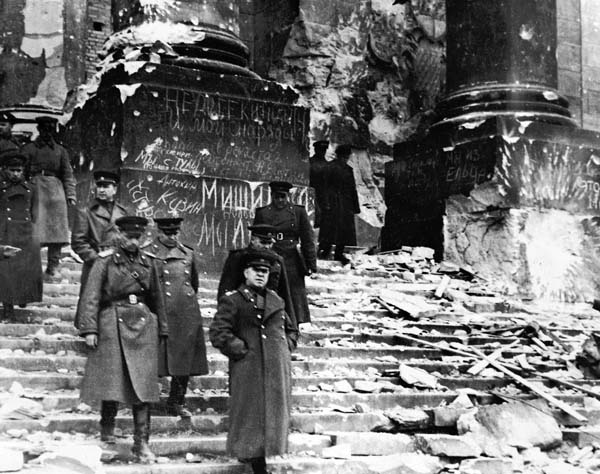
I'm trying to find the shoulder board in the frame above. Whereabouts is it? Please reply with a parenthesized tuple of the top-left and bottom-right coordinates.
(98, 248, 115, 258)
(294, 204, 305, 209)
(224, 290, 237, 296)
(141, 250, 157, 258)
(180, 242, 194, 252)
(140, 241, 152, 249)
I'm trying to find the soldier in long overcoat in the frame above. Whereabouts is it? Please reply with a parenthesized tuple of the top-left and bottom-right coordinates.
(0, 112, 19, 156)
(309, 140, 331, 230)
(0, 152, 42, 320)
(21, 116, 77, 277)
(318, 144, 360, 265)
(78, 216, 168, 463)
(218, 224, 296, 327)
(71, 170, 129, 329)
(148, 217, 208, 418)
(253, 182, 317, 324)
(209, 249, 297, 474)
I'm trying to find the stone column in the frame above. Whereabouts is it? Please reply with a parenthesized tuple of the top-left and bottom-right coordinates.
(65, 0, 310, 274)
(383, 0, 600, 302)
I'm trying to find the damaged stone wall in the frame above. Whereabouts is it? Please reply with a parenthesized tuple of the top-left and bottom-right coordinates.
(267, 0, 446, 246)
(0, 0, 89, 108)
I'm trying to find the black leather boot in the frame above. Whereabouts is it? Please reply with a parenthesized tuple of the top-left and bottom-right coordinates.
(100, 401, 118, 443)
(166, 376, 192, 418)
(250, 457, 269, 474)
(132, 403, 155, 463)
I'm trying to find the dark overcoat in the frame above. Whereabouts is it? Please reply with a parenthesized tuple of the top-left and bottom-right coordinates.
(78, 247, 168, 405)
(209, 285, 297, 459)
(0, 137, 19, 154)
(21, 137, 76, 244)
(149, 236, 208, 377)
(253, 204, 316, 323)
(309, 157, 332, 228)
(71, 199, 129, 329)
(319, 159, 360, 246)
(217, 246, 297, 327)
(0, 178, 42, 303)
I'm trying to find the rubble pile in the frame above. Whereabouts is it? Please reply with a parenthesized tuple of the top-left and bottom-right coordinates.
(1, 250, 600, 473)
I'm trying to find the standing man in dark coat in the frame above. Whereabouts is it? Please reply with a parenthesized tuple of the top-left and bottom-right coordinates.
(309, 140, 331, 230)
(318, 144, 360, 265)
(218, 224, 296, 327)
(21, 116, 77, 278)
(0, 112, 19, 155)
(148, 217, 208, 418)
(71, 170, 129, 329)
(253, 182, 316, 324)
(78, 216, 168, 463)
(0, 151, 42, 320)
(209, 249, 297, 474)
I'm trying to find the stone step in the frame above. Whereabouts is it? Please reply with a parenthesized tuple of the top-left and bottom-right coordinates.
(0, 354, 563, 376)
(1, 433, 333, 460)
(0, 389, 588, 415)
(0, 323, 536, 349)
(0, 412, 388, 436)
(2, 371, 595, 395)
(0, 335, 540, 361)
(42, 283, 219, 300)
(100, 457, 396, 474)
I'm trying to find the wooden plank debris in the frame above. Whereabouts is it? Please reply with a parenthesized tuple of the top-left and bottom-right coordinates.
(463, 344, 587, 422)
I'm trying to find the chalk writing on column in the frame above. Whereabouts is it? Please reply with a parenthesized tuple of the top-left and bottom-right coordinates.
(124, 171, 313, 256)
(163, 88, 309, 146)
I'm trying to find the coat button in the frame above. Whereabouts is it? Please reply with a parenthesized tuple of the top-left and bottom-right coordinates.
(164, 270, 169, 275)
(257, 315, 262, 319)
(262, 335, 267, 339)
(141, 317, 145, 321)
(165, 281, 171, 286)
(119, 318, 123, 322)
(281, 335, 285, 340)
(184, 281, 190, 286)
(261, 325, 265, 329)
(7, 217, 10, 221)
(166, 292, 171, 296)
(184, 270, 190, 275)
(187, 292, 193, 297)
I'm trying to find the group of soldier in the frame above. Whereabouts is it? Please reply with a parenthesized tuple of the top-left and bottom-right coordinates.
(0, 115, 359, 473)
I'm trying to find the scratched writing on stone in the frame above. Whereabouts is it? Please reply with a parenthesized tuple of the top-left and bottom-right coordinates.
(163, 87, 308, 146)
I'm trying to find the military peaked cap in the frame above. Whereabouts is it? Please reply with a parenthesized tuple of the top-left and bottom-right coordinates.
(93, 169, 119, 185)
(269, 181, 293, 193)
(335, 144, 352, 156)
(248, 224, 276, 241)
(0, 111, 16, 123)
(0, 150, 27, 167)
(154, 217, 184, 232)
(243, 249, 275, 270)
(35, 115, 58, 125)
(116, 216, 148, 233)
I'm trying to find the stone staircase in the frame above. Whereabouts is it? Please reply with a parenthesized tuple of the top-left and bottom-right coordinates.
(1, 259, 600, 473)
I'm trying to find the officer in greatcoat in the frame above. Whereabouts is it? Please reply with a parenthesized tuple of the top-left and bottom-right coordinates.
(21, 116, 77, 277)
(209, 249, 297, 474)
(318, 144, 360, 265)
(309, 140, 331, 230)
(78, 216, 168, 463)
(0, 112, 19, 155)
(0, 151, 42, 320)
(71, 170, 129, 328)
(148, 217, 208, 418)
(253, 182, 316, 324)
(217, 224, 296, 327)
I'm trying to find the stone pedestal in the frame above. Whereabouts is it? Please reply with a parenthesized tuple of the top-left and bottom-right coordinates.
(66, 0, 310, 274)
(383, 0, 600, 301)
